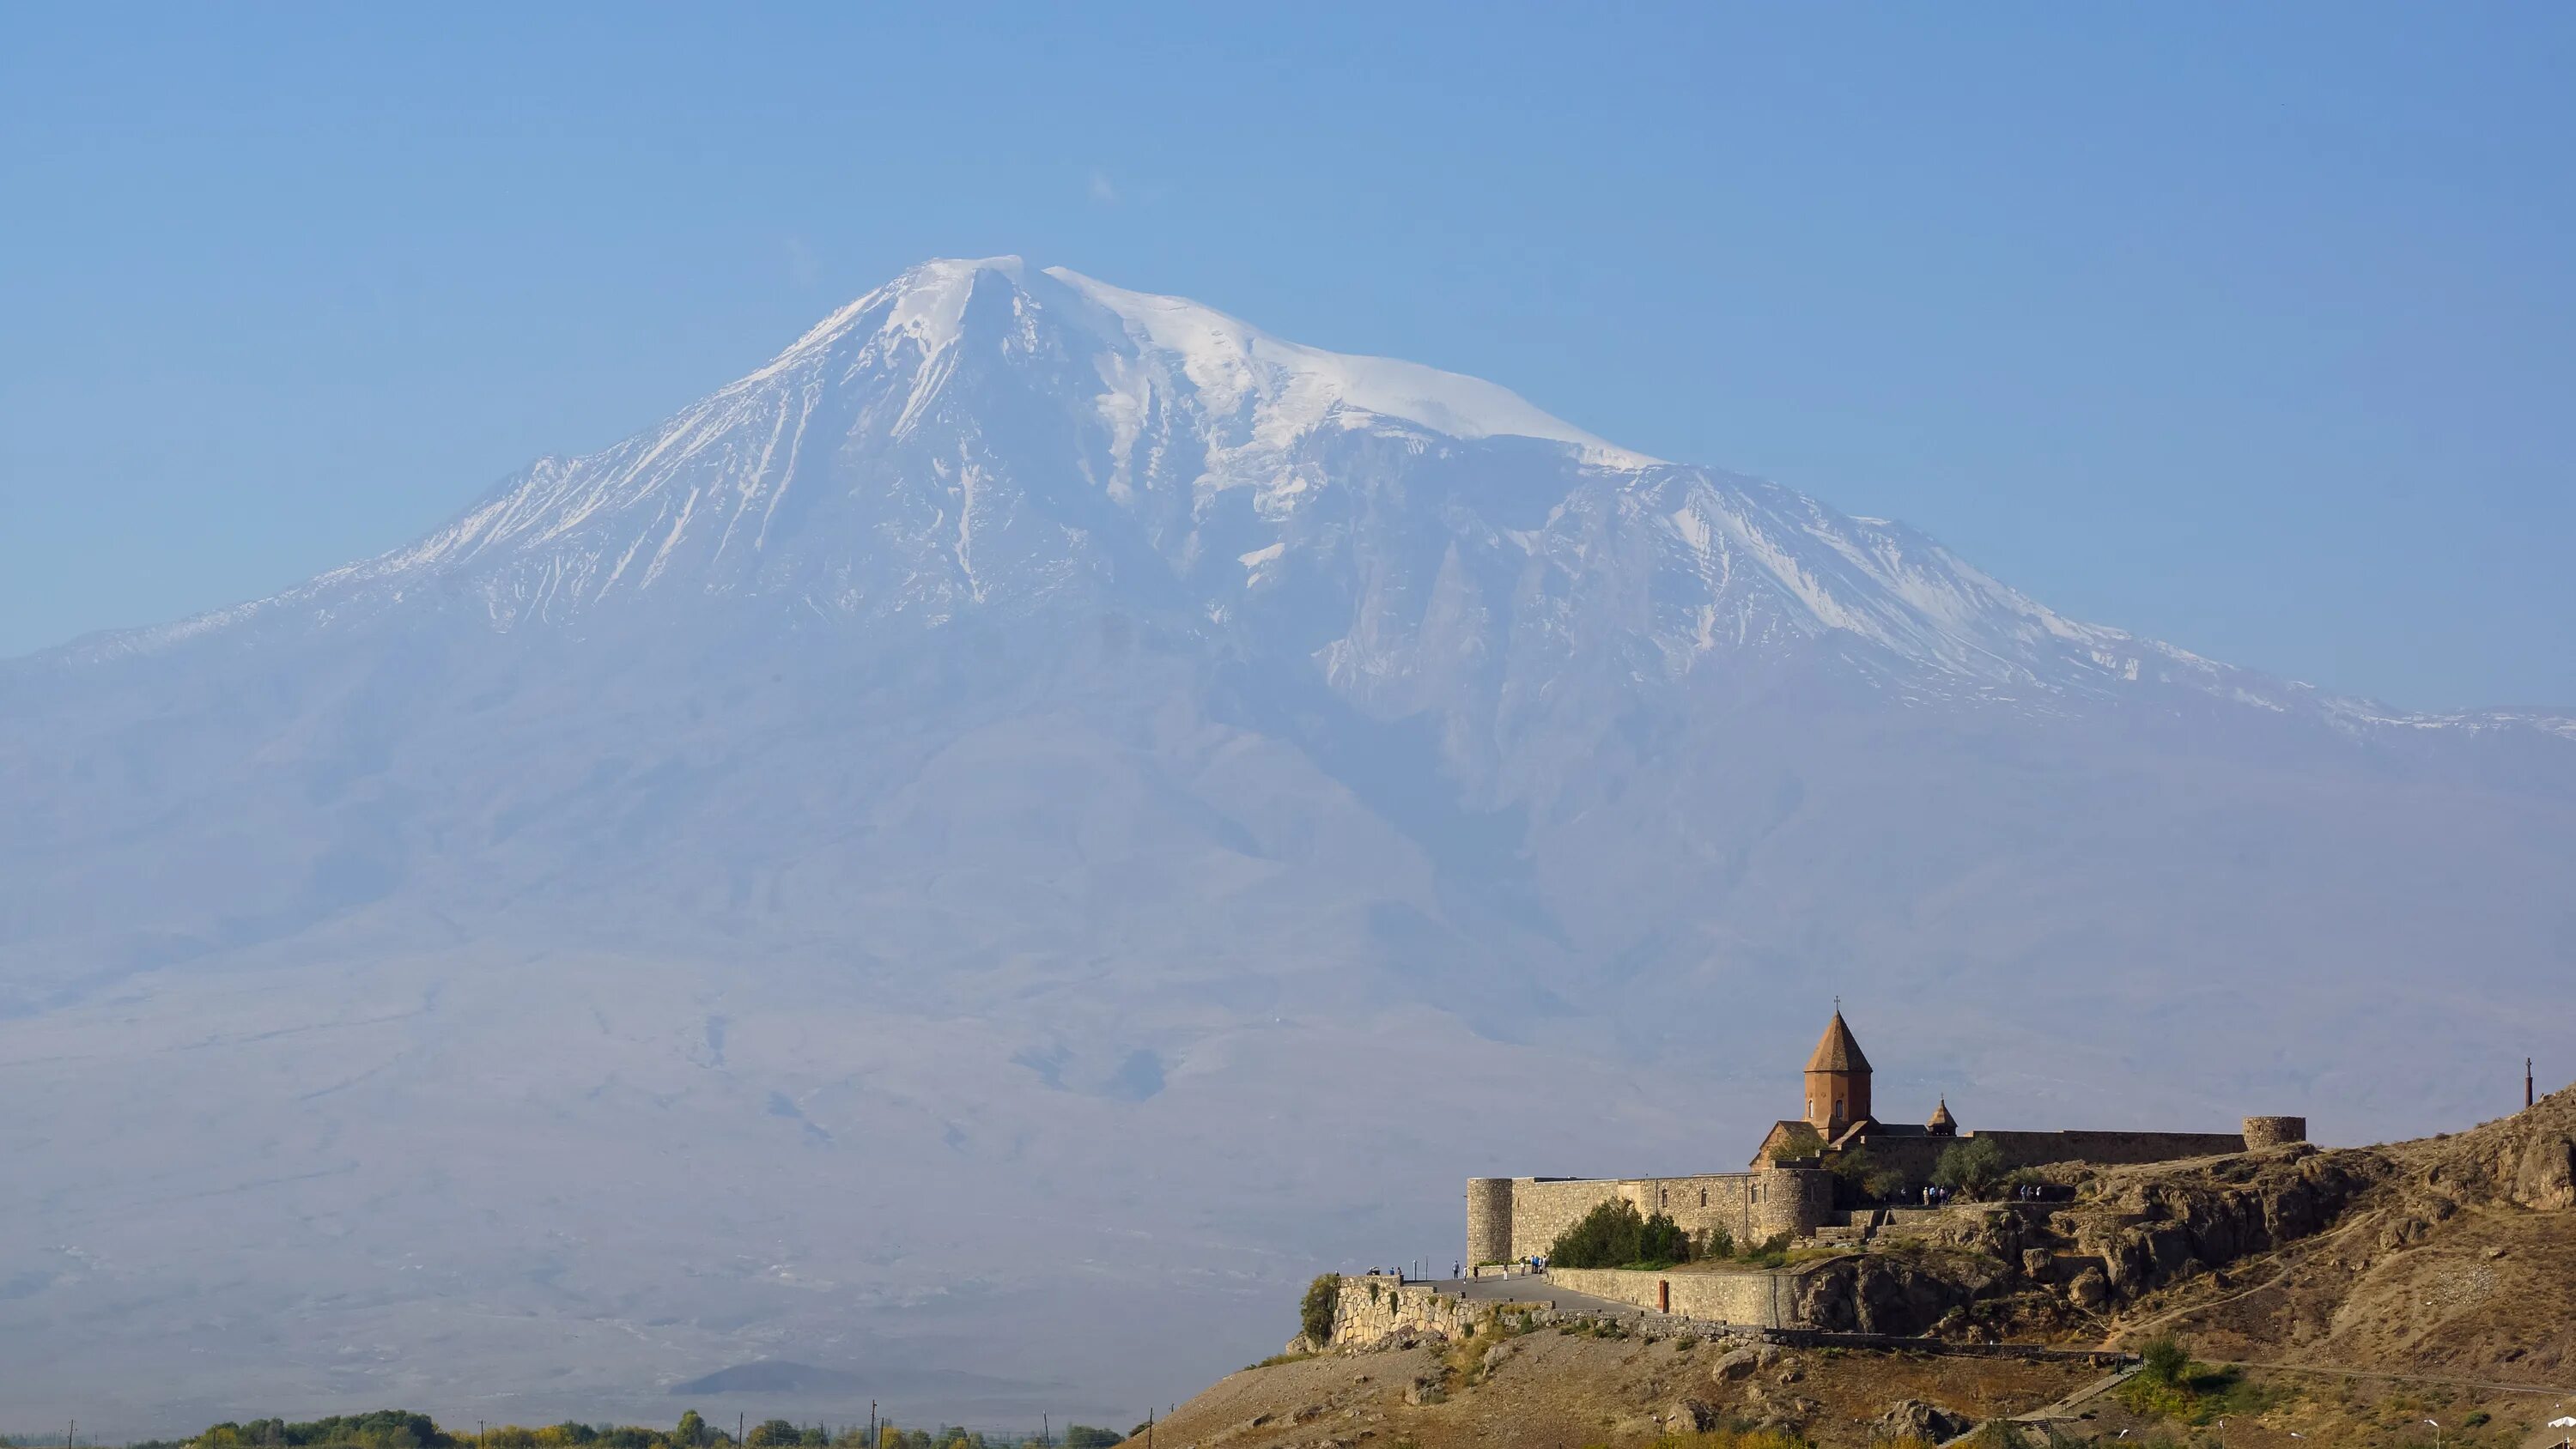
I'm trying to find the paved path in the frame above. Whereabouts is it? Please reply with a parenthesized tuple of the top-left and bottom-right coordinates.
(1415, 1274, 1643, 1316)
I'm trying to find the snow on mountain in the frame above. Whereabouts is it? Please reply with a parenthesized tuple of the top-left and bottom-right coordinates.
(70, 258, 2560, 742)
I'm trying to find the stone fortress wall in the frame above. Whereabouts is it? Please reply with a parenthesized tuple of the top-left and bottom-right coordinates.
(1468, 1171, 1838, 1264)
(1849, 1126, 2263, 1186)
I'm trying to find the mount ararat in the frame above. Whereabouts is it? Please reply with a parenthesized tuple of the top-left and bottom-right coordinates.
(3, 258, 2571, 1430)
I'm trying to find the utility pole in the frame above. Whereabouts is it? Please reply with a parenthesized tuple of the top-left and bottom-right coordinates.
(868, 1403, 875, 1449)
(2530, 1058, 2537, 1111)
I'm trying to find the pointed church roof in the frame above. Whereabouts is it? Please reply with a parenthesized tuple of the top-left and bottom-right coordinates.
(1806, 1010, 1872, 1074)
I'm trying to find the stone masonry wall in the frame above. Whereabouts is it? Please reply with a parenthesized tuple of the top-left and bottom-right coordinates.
(1485, 1171, 1837, 1264)
(1507, 1178, 1620, 1260)
(1327, 1275, 1480, 1346)
(1547, 1265, 1811, 1328)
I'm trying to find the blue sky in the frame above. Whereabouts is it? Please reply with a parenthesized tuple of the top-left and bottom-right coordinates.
(3, 4, 2569, 707)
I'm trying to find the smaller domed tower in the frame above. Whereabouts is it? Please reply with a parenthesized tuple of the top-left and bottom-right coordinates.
(1927, 1097, 1957, 1136)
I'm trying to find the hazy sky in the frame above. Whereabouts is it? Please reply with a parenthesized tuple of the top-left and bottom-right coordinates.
(3, 5, 2569, 708)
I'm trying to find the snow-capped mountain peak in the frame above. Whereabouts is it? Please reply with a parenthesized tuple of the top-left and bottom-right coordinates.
(50, 259, 2572, 744)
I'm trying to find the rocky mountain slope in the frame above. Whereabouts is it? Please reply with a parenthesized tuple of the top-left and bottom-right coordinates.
(2, 258, 2573, 1432)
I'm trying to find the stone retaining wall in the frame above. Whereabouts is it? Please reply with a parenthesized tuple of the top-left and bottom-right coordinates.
(1545, 1265, 1814, 1328)
(1327, 1275, 1473, 1345)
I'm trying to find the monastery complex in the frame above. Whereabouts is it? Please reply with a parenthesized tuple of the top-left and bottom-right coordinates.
(1465, 1009, 2304, 1267)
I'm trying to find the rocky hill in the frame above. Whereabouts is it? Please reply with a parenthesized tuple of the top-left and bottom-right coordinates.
(2059, 1084, 2576, 1386)
(1147, 1094, 2576, 1447)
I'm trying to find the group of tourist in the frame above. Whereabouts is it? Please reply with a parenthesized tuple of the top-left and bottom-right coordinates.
(1909, 1181, 2057, 1205)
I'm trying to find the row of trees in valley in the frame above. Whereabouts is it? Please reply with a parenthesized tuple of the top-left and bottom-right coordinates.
(46, 1410, 1126, 1449)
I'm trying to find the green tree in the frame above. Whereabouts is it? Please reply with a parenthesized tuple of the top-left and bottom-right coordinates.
(745, 1422, 801, 1449)
(1299, 1273, 1340, 1344)
(675, 1413, 705, 1449)
(1930, 1137, 2008, 1197)
(1546, 1197, 1695, 1269)
(1060, 1429, 1121, 1449)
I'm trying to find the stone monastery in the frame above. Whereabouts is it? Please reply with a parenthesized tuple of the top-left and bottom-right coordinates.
(1465, 1009, 2306, 1266)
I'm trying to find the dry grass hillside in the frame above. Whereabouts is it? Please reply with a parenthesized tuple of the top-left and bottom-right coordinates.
(1136, 1325, 2099, 1449)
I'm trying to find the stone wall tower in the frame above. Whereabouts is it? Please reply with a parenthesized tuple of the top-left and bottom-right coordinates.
(1803, 1009, 1873, 1134)
(2241, 1115, 2308, 1149)
(1465, 1178, 1514, 1267)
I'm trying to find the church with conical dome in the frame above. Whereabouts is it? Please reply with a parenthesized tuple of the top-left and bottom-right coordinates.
(1749, 1007, 2280, 1184)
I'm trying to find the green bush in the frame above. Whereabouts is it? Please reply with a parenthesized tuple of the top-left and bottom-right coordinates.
(2115, 1342, 2278, 1427)
(2138, 1333, 2189, 1386)
(1731, 1235, 1793, 1271)
(1300, 1272, 1340, 1343)
(1546, 1198, 1695, 1269)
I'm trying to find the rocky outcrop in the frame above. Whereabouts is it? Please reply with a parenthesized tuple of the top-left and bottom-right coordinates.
(1875, 1398, 1974, 1442)
(2512, 1131, 2575, 1211)
(1710, 1343, 1780, 1382)
(2061, 1147, 2383, 1303)
(1659, 1397, 1718, 1432)
(1795, 1254, 2001, 1336)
